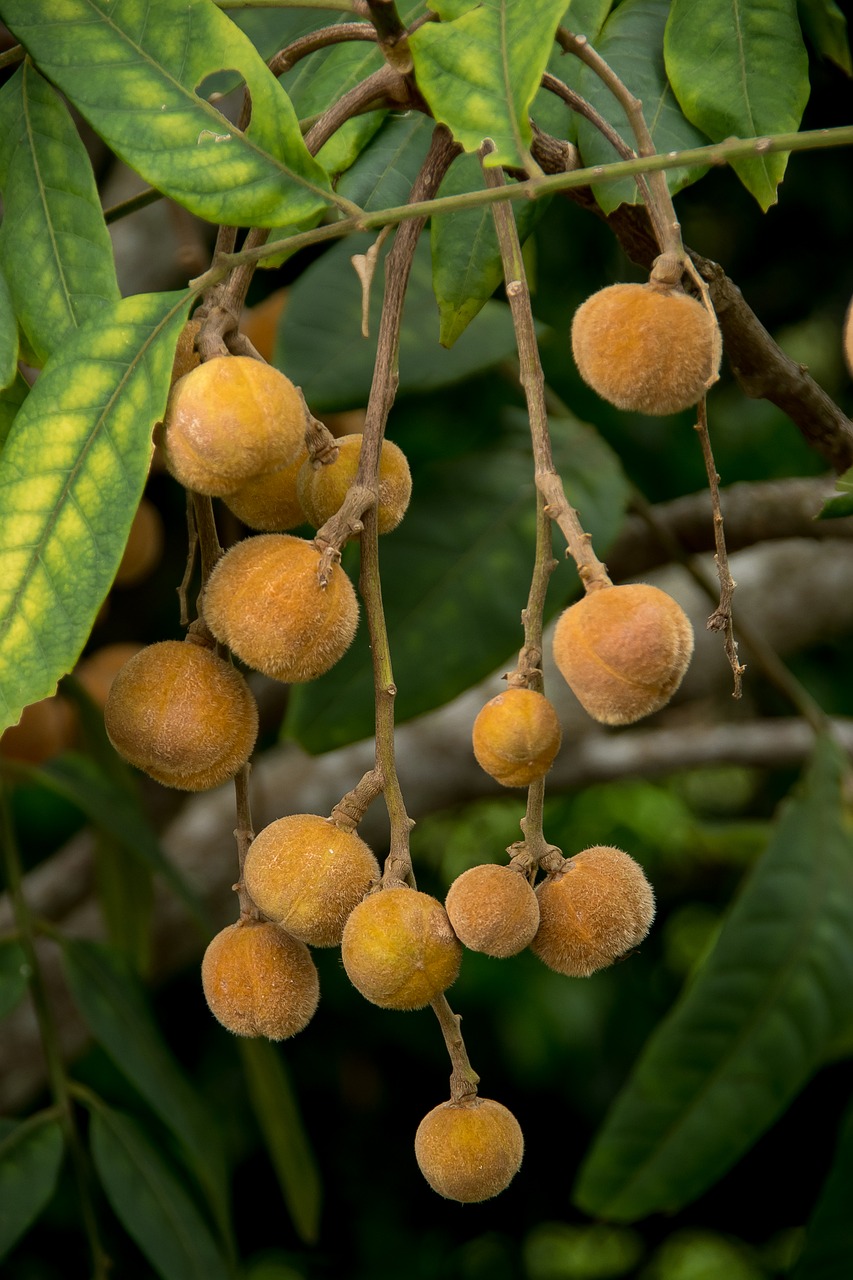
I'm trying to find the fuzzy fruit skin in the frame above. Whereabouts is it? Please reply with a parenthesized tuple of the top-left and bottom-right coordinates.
(297, 434, 412, 534)
(472, 688, 562, 787)
(552, 583, 693, 725)
(163, 356, 305, 496)
(201, 920, 319, 1039)
(445, 864, 540, 958)
(341, 886, 462, 1010)
(223, 447, 309, 531)
(571, 282, 720, 415)
(415, 1097, 524, 1202)
(104, 639, 258, 790)
(530, 845, 655, 977)
(244, 814, 380, 947)
(203, 534, 359, 683)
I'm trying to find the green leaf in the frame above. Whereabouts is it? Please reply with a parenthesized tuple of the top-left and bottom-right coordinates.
(0, 268, 18, 390)
(798, 0, 852, 74)
(0, 938, 28, 1021)
(431, 151, 545, 347)
(818, 464, 853, 519)
(0, 370, 28, 450)
(87, 1100, 230, 1280)
(0, 0, 342, 229)
(409, 0, 569, 169)
(238, 1039, 322, 1246)
(575, 0, 709, 214)
(336, 113, 436, 213)
(277, 235, 525, 414)
(793, 1093, 853, 1278)
(574, 736, 853, 1221)
(93, 831, 154, 973)
(287, 410, 629, 752)
(61, 937, 233, 1250)
(665, 0, 810, 210)
(0, 1112, 64, 1260)
(0, 63, 119, 367)
(0, 289, 192, 736)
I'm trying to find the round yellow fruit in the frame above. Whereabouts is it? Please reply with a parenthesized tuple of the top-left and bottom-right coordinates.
(297, 434, 412, 534)
(472, 687, 562, 787)
(415, 1097, 524, 1202)
(201, 920, 319, 1039)
(445, 863, 540, 958)
(222, 446, 309, 532)
(341, 886, 462, 1010)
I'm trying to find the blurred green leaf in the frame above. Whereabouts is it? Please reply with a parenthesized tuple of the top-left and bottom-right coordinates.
(93, 831, 154, 974)
(523, 1221, 645, 1279)
(0, 938, 28, 1021)
(238, 1039, 322, 1246)
(793, 1093, 853, 1278)
(575, 736, 853, 1220)
(0, 268, 18, 390)
(0, 1112, 64, 1261)
(798, 0, 852, 73)
(0, 63, 119, 367)
(818, 465, 853, 518)
(87, 1100, 230, 1280)
(665, 0, 810, 209)
(642, 1230, 765, 1280)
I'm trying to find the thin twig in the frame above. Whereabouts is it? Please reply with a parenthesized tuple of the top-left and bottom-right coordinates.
(269, 23, 376, 77)
(177, 491, 199, 627)
(233, 765, 259, 920)
(304, 62, 406, 155)
(430, 994, 480, 1103)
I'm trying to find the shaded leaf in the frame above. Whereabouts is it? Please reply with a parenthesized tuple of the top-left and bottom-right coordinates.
(88, 1101, 230, 1280)
(798, 0, 852, 74)
(336, 113, 435, 213)
(0, 63, 119, 367)
(287, 410, 629, 752)
(0, 289, 192, 736)
(0, 1112, 64, 1260)
(574, 736, 853, 1221)
(0, 370, 28, 450)
(0, 0, 340, 229)
(0, 268, 18, 390)
(793, 1093, 853, 1278)
(665, 0, 810, 209)
(409, 0, 568, 169)
(576, 0, 709, 214)
(0, 938, 28, 1021)
(93, 830, 154, 974)
(238, 1039, 322, 1246)
(277, 235, 525, 414)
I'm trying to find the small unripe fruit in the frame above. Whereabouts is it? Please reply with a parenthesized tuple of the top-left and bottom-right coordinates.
(201, 920, 319, 1039)
(571, 282, 720, 415)
(222, 447, 309, 531)
(552, 583, 693, 725)
(298, 434, 412, 534)
(472, 688, 562, 788)
(104, 639, 258, 790)
(530, 845, 655, 977)
(114, 498, 164, 587)
(445, 863, 540, 958)
(203, 534, 359, 683)
(415, 1097, 524, 1202)
(341, 886, 462, 1010)
(163, 356, 305, 496)
(243, 814, 380, 947)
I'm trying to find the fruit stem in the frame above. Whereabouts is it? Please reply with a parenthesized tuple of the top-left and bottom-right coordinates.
(330, 769, 385, 830)
(479, 143, 612, 594)
(430, 993, 480, 1103)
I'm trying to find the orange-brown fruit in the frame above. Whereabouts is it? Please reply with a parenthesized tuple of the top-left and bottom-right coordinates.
(297, 434, 412, 534)
(240, 288, 289, 364)
(222, 446, 309, 532)
(552, 583, 693, 725)
(571, 282, 720, 415)
(163, 355, 305, 496)
(243, 814, 380, 947)
(472, 687, 562, 788)
(114, 498, 165, 587)
(341, 886, 462, 1010)
(103, 639, 258, 790)
(74, 642, 146, 710)
(202, 534, 359, 683)
(530, 845, 655, 977)
(415, 1097, 524, 1202)
(170, 318, 202, 385)
(1, 695, 74, 764)
(445, 863, 539, 958)
(201, 920, 319, 1039)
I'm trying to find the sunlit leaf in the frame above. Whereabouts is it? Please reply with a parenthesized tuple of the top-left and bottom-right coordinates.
(0, 1113, 64, 1260)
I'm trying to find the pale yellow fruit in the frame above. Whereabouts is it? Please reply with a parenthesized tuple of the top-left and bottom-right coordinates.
(530, 845, 655, 977)
(341, 886, 462, 1010)
(445, 863, 539, 958)
(472, 688, 562, 788)
(201, 920, 319, 1039)
(222, 447, 309, 532)
(297, 434, 412, 534)
(415, 1097, 524, 1202)
(243, 814, 380, 947)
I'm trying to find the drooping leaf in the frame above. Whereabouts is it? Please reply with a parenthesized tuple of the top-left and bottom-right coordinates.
(0, 1112, 64, 1260)
(0, 938, 28, 1021)
(409, 0, 569, 169)
(0, 268, 18, 390)
(276, 235, 525, 413)
(798, 0, 852, 74)
(0, 289, 192, 736)
(61, 937, 233, 1250)
(575, 0, 709, 214)
(0, 0, 342, 230)
(0, 370, 28, 450)
(665, 0, 810, 209)
(574, 736, 853, 1221)
(87, 1100, 230, 1280)
(793, 1093, 853, 1278)
(431, 151, 545, 347)
(238, 1039, 322, 1246)
(0, 63, 120, 367)
(286, 409, 630, 752)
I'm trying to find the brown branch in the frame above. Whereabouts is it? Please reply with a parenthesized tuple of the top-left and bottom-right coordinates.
(303, 62, 408, 156)
(269, 23, 376, 77)
(430, 994, 480, 1103)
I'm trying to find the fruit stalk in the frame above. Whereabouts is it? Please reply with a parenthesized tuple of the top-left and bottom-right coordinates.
(430, 993, 480, 1103)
